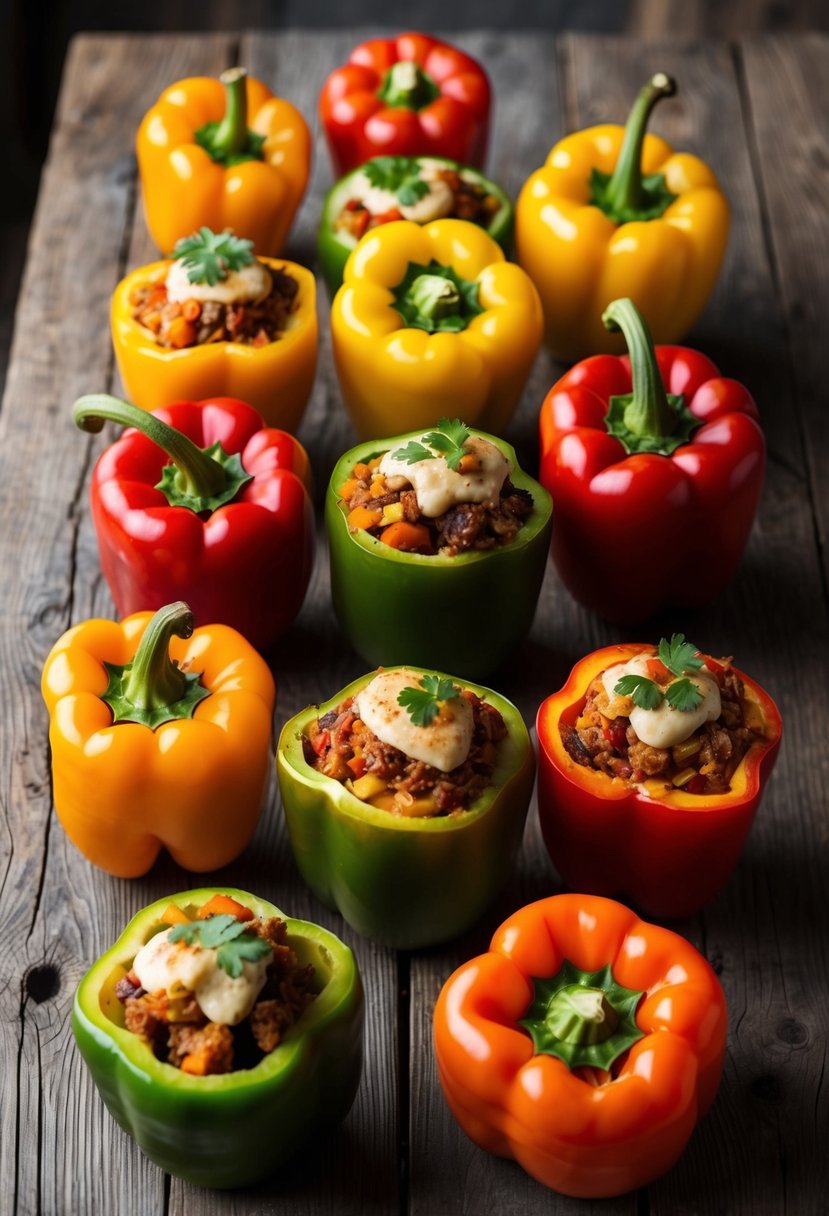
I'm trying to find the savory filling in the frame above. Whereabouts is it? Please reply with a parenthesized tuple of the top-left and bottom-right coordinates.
(303, 669, 507, 817)
(560, 636, 767, 795)
(115, 896, 316, 1075)
(340, 419, 533, 555)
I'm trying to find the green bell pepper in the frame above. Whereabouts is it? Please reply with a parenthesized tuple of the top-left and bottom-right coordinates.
(72, 888, 363, 1189)
(326, 430, 553, 681)
(317, 155, 514, 295)
(277, 667, 534, 949)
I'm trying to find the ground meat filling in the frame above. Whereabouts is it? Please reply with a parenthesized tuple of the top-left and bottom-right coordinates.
(304, 690, 508, 816)
(116, 915, 316, 1075)
(129, 264, 299, 349)
(561, 660, 766, 795)
(335, 168, 502, 241)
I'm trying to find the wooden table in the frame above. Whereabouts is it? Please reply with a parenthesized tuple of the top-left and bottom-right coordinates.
(2, 28, 827, 1216)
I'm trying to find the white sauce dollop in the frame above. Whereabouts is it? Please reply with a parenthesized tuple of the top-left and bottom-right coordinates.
(601, 656, 721, 750)
(379, 435, 511, 518)
(166, 258, 272, 305)
(349, 158, 456, 224)
(355, 668, 473, 773)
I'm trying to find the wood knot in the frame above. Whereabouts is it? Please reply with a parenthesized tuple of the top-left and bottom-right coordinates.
(750, 1074, 783, 1104)
(26, 963, 61, 1004)
(776, 1018, 808, 1047)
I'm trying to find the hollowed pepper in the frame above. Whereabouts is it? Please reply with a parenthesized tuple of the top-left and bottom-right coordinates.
(41, 602, 275, 877)
(73, 888, 363, 1188)
(74, 394, 314, 653)
(331, 219, 542, 438)
(516, 73, 729, 360)
(434, 893, 727, 1197)
(536, 643, 782, 918)
(137, 67, 311, 255)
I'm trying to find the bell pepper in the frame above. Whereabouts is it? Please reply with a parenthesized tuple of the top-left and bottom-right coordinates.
(538, 297, 764, 623)
(41, 602, 275, 877)
(535, 643, 782, 918)
(319, 32, 491, 178)
(137, 67, 311, 256)
(516, 72, 729, 360)
(72, 887, 363, 1188)
(111, 254, 317, 431)
(434, 893, 727, 1197)
(277, 667, 534, 949)
(73, 394, 314, 653)
(331, 218, 542, 438)
(326, 429, 552, 680)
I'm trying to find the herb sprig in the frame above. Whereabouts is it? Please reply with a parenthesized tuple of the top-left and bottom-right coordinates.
(392, 418, 470, 472)
(363, 156, 430, 207)
(172, 228, 255, 286)
(397, 674, 460, 727)
(613, 634, 706, 713)
(168, 913, 272, 978)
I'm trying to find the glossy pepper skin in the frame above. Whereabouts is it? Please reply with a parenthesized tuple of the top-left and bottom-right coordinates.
(41, 605, 275, 877)
(76, 395, 314, 653)
(73, 888, 363, 1189)
(539, 298, 765, 623)
(319, 32, 491, 177)
(111, 256, 317, 431)
(536, 644, 782, 918)
(327, 431, 552, 680)
(434, 893, 727, 1198)
(277, 667, 534, 949)
(317, 155, 513, 295)
(137, 68, 311, 256)
(331, 219, 542, 438)
(516, 74, 729, 360)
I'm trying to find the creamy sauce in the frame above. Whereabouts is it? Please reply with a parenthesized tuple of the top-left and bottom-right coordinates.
(601, 656, 721, 750)
(379, 435, 511, 518)
(166, 258, 272, 305)
(349, 158, 456, 224)
(354, 669, 473, 772)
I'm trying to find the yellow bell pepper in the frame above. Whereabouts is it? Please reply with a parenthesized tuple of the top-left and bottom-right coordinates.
(516, 73, 729, 360)
(41, 602, 275, 878)
(111, 255, 317, 431)
(137, 67, 311, 256)
(331, 219, 542, 438)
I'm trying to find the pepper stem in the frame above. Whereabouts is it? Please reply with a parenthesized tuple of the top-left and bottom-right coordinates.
(122, 602, 194, 710)
(211, 67, 250, 159)
(545, 985, 620, 1046)
(602, 73, 677, 217)
(601, 299, 676, 439)
(377, 60, 440, 110)
(408, 274, 461, 322)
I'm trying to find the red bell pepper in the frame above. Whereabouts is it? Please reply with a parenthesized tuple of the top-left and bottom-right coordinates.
(74, 395, 314, 653)
(319, 32, 491, 177)
(538, 297, 765, 623)
(535, 643, 782, 918)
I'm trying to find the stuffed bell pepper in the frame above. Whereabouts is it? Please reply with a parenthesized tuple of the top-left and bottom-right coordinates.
(319, 32, 491, 177)
(318, 154, 512, 294)
(536, 638, 782, 917)
(73, 888, 362, 1188)
(41, 602, 275, 877)
(539, 297, 765, 623)
(74, 394, 314, 653)
(327, 421, 552, 679)
(278, 666, 534, 949)
(331, 218, 542, 438)
(112, 227, 317, 430)
(516, 72, 729, 359)
(137, 67, 311, 255)
(434, 893, 727, 1197)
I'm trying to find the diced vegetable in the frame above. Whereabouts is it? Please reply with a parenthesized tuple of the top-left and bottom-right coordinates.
(352, 773, 387, 801)
(196, 894, 254, 921)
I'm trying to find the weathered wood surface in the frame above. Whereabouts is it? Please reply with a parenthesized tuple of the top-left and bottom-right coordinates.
(0, 28, 826, 1216)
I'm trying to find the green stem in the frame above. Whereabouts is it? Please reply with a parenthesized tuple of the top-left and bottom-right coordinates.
(122, 602, 194, 710)
(602, 298, 676, 439)
(211, 67, 250, 159)
(408, 274, 461, 321)
(545, 985, 619, 1046)
(377, 61, 440, 110)
(602, 73, 676, 217)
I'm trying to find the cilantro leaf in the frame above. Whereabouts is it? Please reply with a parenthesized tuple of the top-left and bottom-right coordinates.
(217, 935, 272, 979)
(172, 227, 255, 286)
(363, 156, 429, 206)
(658, 633, 704, 678)
(665, 678, 704, 713)
(391, 419, 470, 471)
(392, 440, 434, 465)
(168, 914, 271, 977)
(614, 673, 663, 710)
(397, 674, 460, 727)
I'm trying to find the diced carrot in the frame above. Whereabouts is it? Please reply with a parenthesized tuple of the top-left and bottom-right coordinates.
(182, 299, 202, 322)
(180, 1050, 211, 1076)
(347, 755, 366, 778)
(338, 478, 359, 499)
(380, 522, 432, 552)
(143, 312, 162, 334)
(369, 480, 388, 498)
(196, 894, 254, 921)
(167, 317, 196, 348)
(646, 658, 671, 682)
(147, 286, 168, 309)
(347, 505, 382, 531)
(367, 456, 383, 469)
(353, 462, 372, 480)
(160, 903, 192, 927)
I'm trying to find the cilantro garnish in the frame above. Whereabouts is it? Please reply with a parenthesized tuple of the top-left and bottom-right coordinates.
(392, 418, 470, 472)
(613, 636, 707, 714)
(172, 228, 255, 286)
(363, 156, 430, 207)
(665, 678, 703, 712)
(168, 914, 271, 978)
(614, 673, 663, 710)
(658, 633, 704, 678)
(397, 674, 460, 727)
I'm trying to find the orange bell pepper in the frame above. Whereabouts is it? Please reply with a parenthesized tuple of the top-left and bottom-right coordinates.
(137, 67, 311, 256)
(434, 893, 727, 1198)
(41, 601, 275, 878)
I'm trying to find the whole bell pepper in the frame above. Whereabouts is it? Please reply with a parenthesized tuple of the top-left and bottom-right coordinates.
(319, 32, 491, 177)
(326, 429, 552, 680)
(137, 67, 311, 255)
(277, 667, 534, 949)
(516, 73, 729, 359)
(74, 394, 314, 653)
(331, 219, 542, 438)
(538, 297, 765, 623)
(73, 887, 363, 1188)
(434, 893, 727, 1198)
(318, 154, 513, 295)
(535, 643, 782, 918)
(41, 602, 275, 877)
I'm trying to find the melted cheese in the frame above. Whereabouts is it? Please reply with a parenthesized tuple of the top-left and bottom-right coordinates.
(132, 926, 270, 1026)
(354, 669, 473, 772)
(601, 657, 722, 750)
(379, 436, 511, 517)
(166, 258, 272, 305)
(349, 158, 455, 224)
